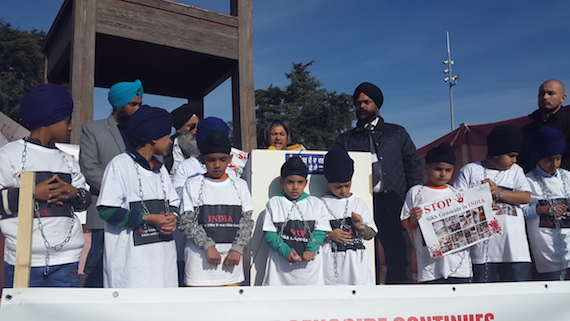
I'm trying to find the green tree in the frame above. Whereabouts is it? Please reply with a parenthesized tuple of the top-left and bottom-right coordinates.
(0, 19, 45, 123)
(255, 61, 354, 150)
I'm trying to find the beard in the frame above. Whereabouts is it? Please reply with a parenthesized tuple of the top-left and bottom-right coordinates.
(116, 108, 131, 130)
(177, 132, 200, 158)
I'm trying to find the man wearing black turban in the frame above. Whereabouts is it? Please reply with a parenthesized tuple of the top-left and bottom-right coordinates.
(334, 82, 422, 284)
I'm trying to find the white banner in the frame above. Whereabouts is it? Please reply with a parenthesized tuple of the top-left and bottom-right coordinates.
(1, 282, 570, 320)
(418, 184, 499, 259)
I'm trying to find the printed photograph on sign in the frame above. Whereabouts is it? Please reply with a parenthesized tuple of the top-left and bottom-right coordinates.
(418, 184, 501, 258)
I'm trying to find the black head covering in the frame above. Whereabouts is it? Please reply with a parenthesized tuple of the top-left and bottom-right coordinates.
(487, 125, 523, 156)
(426, 142, 456, 165)
(532, 126, 566, 162)
(353, 82, 384, 109)
(281, 156, 308, 178)
(198, 130, 231, 155)
(20, 84, 73, 130)
(171, 103, 202, 130)
(324, 148, 354, 183)
(125, 105, 173, 144)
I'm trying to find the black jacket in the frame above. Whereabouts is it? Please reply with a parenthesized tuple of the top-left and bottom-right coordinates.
(334, 117, 422, 225)
(520, 107, 570, 172)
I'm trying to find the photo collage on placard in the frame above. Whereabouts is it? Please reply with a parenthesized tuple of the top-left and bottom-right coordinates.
(431, 206, 491, 254)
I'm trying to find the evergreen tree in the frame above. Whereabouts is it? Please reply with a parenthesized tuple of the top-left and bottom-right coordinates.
(0, 19, 45, 124)
(255, 61, 354, 150)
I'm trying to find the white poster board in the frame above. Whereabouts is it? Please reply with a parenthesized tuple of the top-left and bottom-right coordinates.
(417, 184, 499, 258)
(0, 111, 29, 147)
(2, 282, 570, 321)
(243, 149, 373, 285)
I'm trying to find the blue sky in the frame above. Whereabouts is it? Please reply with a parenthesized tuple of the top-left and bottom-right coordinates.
(1, 0, 569, 148)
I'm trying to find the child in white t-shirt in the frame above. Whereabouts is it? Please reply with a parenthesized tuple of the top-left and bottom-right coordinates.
(454, 125, 531, 282)
(178, 127, 254, 286)
(401, 142, 471, 283)
(98, 105, 179, 288)
(321, 148, 377, 285)
(524, 126, 570, 281)
(262, 156, 331, 286)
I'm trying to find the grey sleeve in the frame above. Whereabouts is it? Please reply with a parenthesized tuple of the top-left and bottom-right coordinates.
(79, 124, 104, 193)
(178, 210, 216, 250)
(230, 210, 254, 254)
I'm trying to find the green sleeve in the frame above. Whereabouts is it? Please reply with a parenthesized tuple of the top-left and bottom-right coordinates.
(264, 231, 293, 259)
(306, 230, 327, 253)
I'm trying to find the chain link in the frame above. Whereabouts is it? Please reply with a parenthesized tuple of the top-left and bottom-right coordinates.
(532, 169, 569, 280)
(322, 197, 350, 278)
(22, 139, 77, 275)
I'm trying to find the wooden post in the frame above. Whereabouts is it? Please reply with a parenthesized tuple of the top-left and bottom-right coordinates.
(230, 0, 256, 152)
(69, 0, 96, 144)
(13, 172, 36, 288)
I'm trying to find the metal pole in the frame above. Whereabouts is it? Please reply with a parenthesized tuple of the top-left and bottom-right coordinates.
(443, 31, 459, 131)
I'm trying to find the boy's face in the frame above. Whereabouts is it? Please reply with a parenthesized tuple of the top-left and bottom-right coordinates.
(538, 154, 562, 175)
(200, 153, 232, 178)
(49, 116, 72, 143)
(328, 181, 352, 199)
(494, 152, 518, 170)
(279, 175, 308, 200)
(151, 135, 172, 156)
(425, 162, 454, 187)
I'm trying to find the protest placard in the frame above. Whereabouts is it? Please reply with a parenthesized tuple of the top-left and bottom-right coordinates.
(417, 183, 501, 258)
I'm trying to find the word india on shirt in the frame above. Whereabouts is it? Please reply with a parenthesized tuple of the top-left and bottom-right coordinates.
(285, 153, 324, 174)
(417, 184, 500, 259)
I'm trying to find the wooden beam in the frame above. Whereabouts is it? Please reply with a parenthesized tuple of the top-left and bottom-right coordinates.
(96, 0, 238, 60)
(13, 172, 36, 288)
(231, 0, 256, 151)
(69, 0, 97, 144)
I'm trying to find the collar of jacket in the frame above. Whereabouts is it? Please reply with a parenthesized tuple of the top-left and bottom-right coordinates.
(528, 107, 565, 124)
(355, 116, 385, 132)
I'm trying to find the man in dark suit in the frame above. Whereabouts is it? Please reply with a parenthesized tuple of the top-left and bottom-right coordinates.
(335, 82, 422, 284)
(79, 80, 144, 287)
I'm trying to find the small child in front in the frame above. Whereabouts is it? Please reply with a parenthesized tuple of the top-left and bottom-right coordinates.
(97, 105, 179, 288)
(524, 126, 570, 281)
(321, 148, 377, 285)
(262, 156, 331, 286)
(178, 127, 254, 286)
(454, 125, 532, 282)
(401, 142, 471, 283)
(0, 84, 91, 287)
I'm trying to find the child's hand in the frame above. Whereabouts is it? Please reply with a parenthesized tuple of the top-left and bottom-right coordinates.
(482, 179, 499, 197)
(159, 212, 177, 234)
(538, 204, 568, 217)
(351, 212, 363, 230)
(329, 228, 350, 244)
(145, 213, 177, 235)
(34, 174, 79, 205)
(287, 249, 302, 264)
(223, 250, 241, 266)
(206, 246, 222, 266)
(408, 206, 423, 225)
(302, 250, 315, 261)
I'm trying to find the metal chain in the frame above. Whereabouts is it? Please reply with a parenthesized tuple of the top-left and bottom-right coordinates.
(193, 175, 244, 224)
(133, 161, 169, 215)
(532, 169, 570, 280)
(278, 198, 320, 255)
(191, 175, 244, 256)
(322, 197, 350, 278)
(21, 139, 77, 275)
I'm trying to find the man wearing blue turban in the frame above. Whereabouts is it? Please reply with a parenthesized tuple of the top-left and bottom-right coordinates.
(78, 79, 144, 287)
